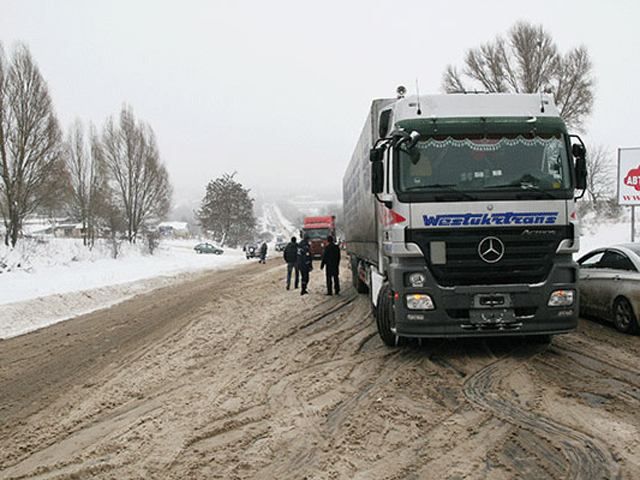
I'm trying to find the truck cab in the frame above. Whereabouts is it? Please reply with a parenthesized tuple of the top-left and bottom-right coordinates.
(302, 215, 336, 258)
(343, 93, 587, 345)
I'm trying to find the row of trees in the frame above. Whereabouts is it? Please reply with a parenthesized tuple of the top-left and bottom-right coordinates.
(0, 43, 171, 248)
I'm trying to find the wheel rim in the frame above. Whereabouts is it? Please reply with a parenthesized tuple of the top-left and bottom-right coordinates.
(615, 301, 632, 330)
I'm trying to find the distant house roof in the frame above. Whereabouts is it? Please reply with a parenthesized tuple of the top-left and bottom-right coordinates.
(54, 223, 83, 229)
(158, 221, 189, 232)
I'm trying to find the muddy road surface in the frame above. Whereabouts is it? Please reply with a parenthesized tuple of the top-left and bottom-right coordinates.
(1, 260, 639, 479)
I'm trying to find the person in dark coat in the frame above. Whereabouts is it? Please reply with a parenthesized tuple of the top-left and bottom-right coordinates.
(297, 234, 313, 295)
(283, 236, 299, 290)
(320, 235, 341, 295)
(259, 242, 268, 264)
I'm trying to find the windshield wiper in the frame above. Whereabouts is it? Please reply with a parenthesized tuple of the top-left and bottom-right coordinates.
(404, 184, 476, 201)
(486, 183, 558, 199)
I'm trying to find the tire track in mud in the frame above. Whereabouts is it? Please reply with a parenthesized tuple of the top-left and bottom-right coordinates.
(271, 294, 359, 346)
(164, 290, 377, 479)
(552, 342, 640, 387)
(537, 343, 640, 406)
(463, 347, 620, 480)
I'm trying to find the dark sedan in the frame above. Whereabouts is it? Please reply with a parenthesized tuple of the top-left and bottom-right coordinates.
(578, 243, 640, 334)
(194, 243, 224, 255)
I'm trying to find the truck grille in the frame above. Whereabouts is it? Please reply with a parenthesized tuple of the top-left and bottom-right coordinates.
(406, 226, 571, 286)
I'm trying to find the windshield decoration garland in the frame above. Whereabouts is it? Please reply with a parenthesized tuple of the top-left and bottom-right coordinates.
(416, 136, 559, 152)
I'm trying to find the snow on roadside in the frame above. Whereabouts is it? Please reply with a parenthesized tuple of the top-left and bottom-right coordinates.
(0, 237, 248, 339)
(0, 238, 244, 305)
(1, 274, 183, 339)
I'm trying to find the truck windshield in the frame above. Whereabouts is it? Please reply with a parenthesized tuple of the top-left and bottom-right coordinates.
(397, 135, 572, 196)
(305, 228, 329, 239)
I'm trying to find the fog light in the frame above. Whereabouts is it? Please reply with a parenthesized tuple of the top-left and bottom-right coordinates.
(548, 290, 575, 307)
(408, 272, 426, 287)
(406, 294, 435, 310)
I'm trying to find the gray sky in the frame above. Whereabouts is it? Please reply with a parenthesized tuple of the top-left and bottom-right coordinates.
(2, 0, 639, 202)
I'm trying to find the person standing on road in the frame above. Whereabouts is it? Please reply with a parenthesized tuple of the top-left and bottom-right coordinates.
(320, 235, 341, 295)
(297, 234, 313, 295)
(283, 236, 299, 290)
(259, 242, 268, 264)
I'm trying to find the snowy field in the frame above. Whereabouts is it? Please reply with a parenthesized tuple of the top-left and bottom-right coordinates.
(0, 216, 634, 340)
(0, 237, 249, 339)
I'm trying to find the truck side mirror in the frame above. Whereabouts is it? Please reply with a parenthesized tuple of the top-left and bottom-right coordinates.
(378, 109, 392, 139)
(369, 148, 383, 163)
(575, 155, 587, 191)
(569, 136, 587, 193)
(571, 143, 587, 191)
(371, 160, 384, 194)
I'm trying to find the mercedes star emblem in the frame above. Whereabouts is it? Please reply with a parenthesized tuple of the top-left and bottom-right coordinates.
(478, 236, 505, 263)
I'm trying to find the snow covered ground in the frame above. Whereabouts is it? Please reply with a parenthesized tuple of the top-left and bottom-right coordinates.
(0, 237, 248, 339)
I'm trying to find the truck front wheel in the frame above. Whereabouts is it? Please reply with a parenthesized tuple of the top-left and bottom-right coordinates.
(376, 284, 404, 347)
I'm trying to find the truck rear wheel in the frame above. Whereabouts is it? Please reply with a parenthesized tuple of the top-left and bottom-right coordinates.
(376, 284, 404, 347)
(351, 258, 368, 294)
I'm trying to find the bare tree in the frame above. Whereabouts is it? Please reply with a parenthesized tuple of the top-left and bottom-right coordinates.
(64, 120, 105, 247)
(97, 106, 171, 242)
(0, 43, 64, 246)
(442, 22, 595, 130)
(585, 144, 615, 205)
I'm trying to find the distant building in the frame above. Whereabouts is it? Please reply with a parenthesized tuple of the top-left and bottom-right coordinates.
(157, 221, 190, 238)
(52, 222, 84, 238)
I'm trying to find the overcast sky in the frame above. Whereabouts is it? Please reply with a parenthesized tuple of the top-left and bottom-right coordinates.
(2, 0, 639, 202)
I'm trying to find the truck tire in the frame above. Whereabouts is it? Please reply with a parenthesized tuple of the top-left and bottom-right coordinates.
(376, 284, 405, 347)
(351, 258, 368, 294)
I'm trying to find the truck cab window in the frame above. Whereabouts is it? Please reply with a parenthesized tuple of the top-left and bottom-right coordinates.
(397, 135, 571, 197)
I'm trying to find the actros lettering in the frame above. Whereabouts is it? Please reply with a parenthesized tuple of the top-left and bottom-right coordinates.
(423, 212, 559, 227)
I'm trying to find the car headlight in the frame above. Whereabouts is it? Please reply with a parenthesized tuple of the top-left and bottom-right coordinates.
(407, 272, 426, 287)
(406, 294, 435, 310)
(548, 289, 575, 307)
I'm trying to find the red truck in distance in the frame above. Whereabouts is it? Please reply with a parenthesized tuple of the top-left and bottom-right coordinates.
(301, 216, 336, 258)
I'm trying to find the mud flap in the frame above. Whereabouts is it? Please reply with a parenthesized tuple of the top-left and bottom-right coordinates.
(370, 269, 384, 307)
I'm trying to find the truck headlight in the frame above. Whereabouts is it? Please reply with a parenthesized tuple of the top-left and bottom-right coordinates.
(406, 294, 435, 310)
(407, 272, 426, 287)
(548, 290, 575, 307)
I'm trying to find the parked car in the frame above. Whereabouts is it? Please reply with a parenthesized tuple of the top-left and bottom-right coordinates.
(194, 243, 223, 255)
(275, 241, 287, 252)
(578, 243, 640, 333)
(244, 243, 259, 259)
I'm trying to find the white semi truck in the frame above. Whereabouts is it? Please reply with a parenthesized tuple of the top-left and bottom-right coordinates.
(343, 91, 587, 345)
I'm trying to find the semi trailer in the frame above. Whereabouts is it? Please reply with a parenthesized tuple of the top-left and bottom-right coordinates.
(343, 91, 587, 345)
